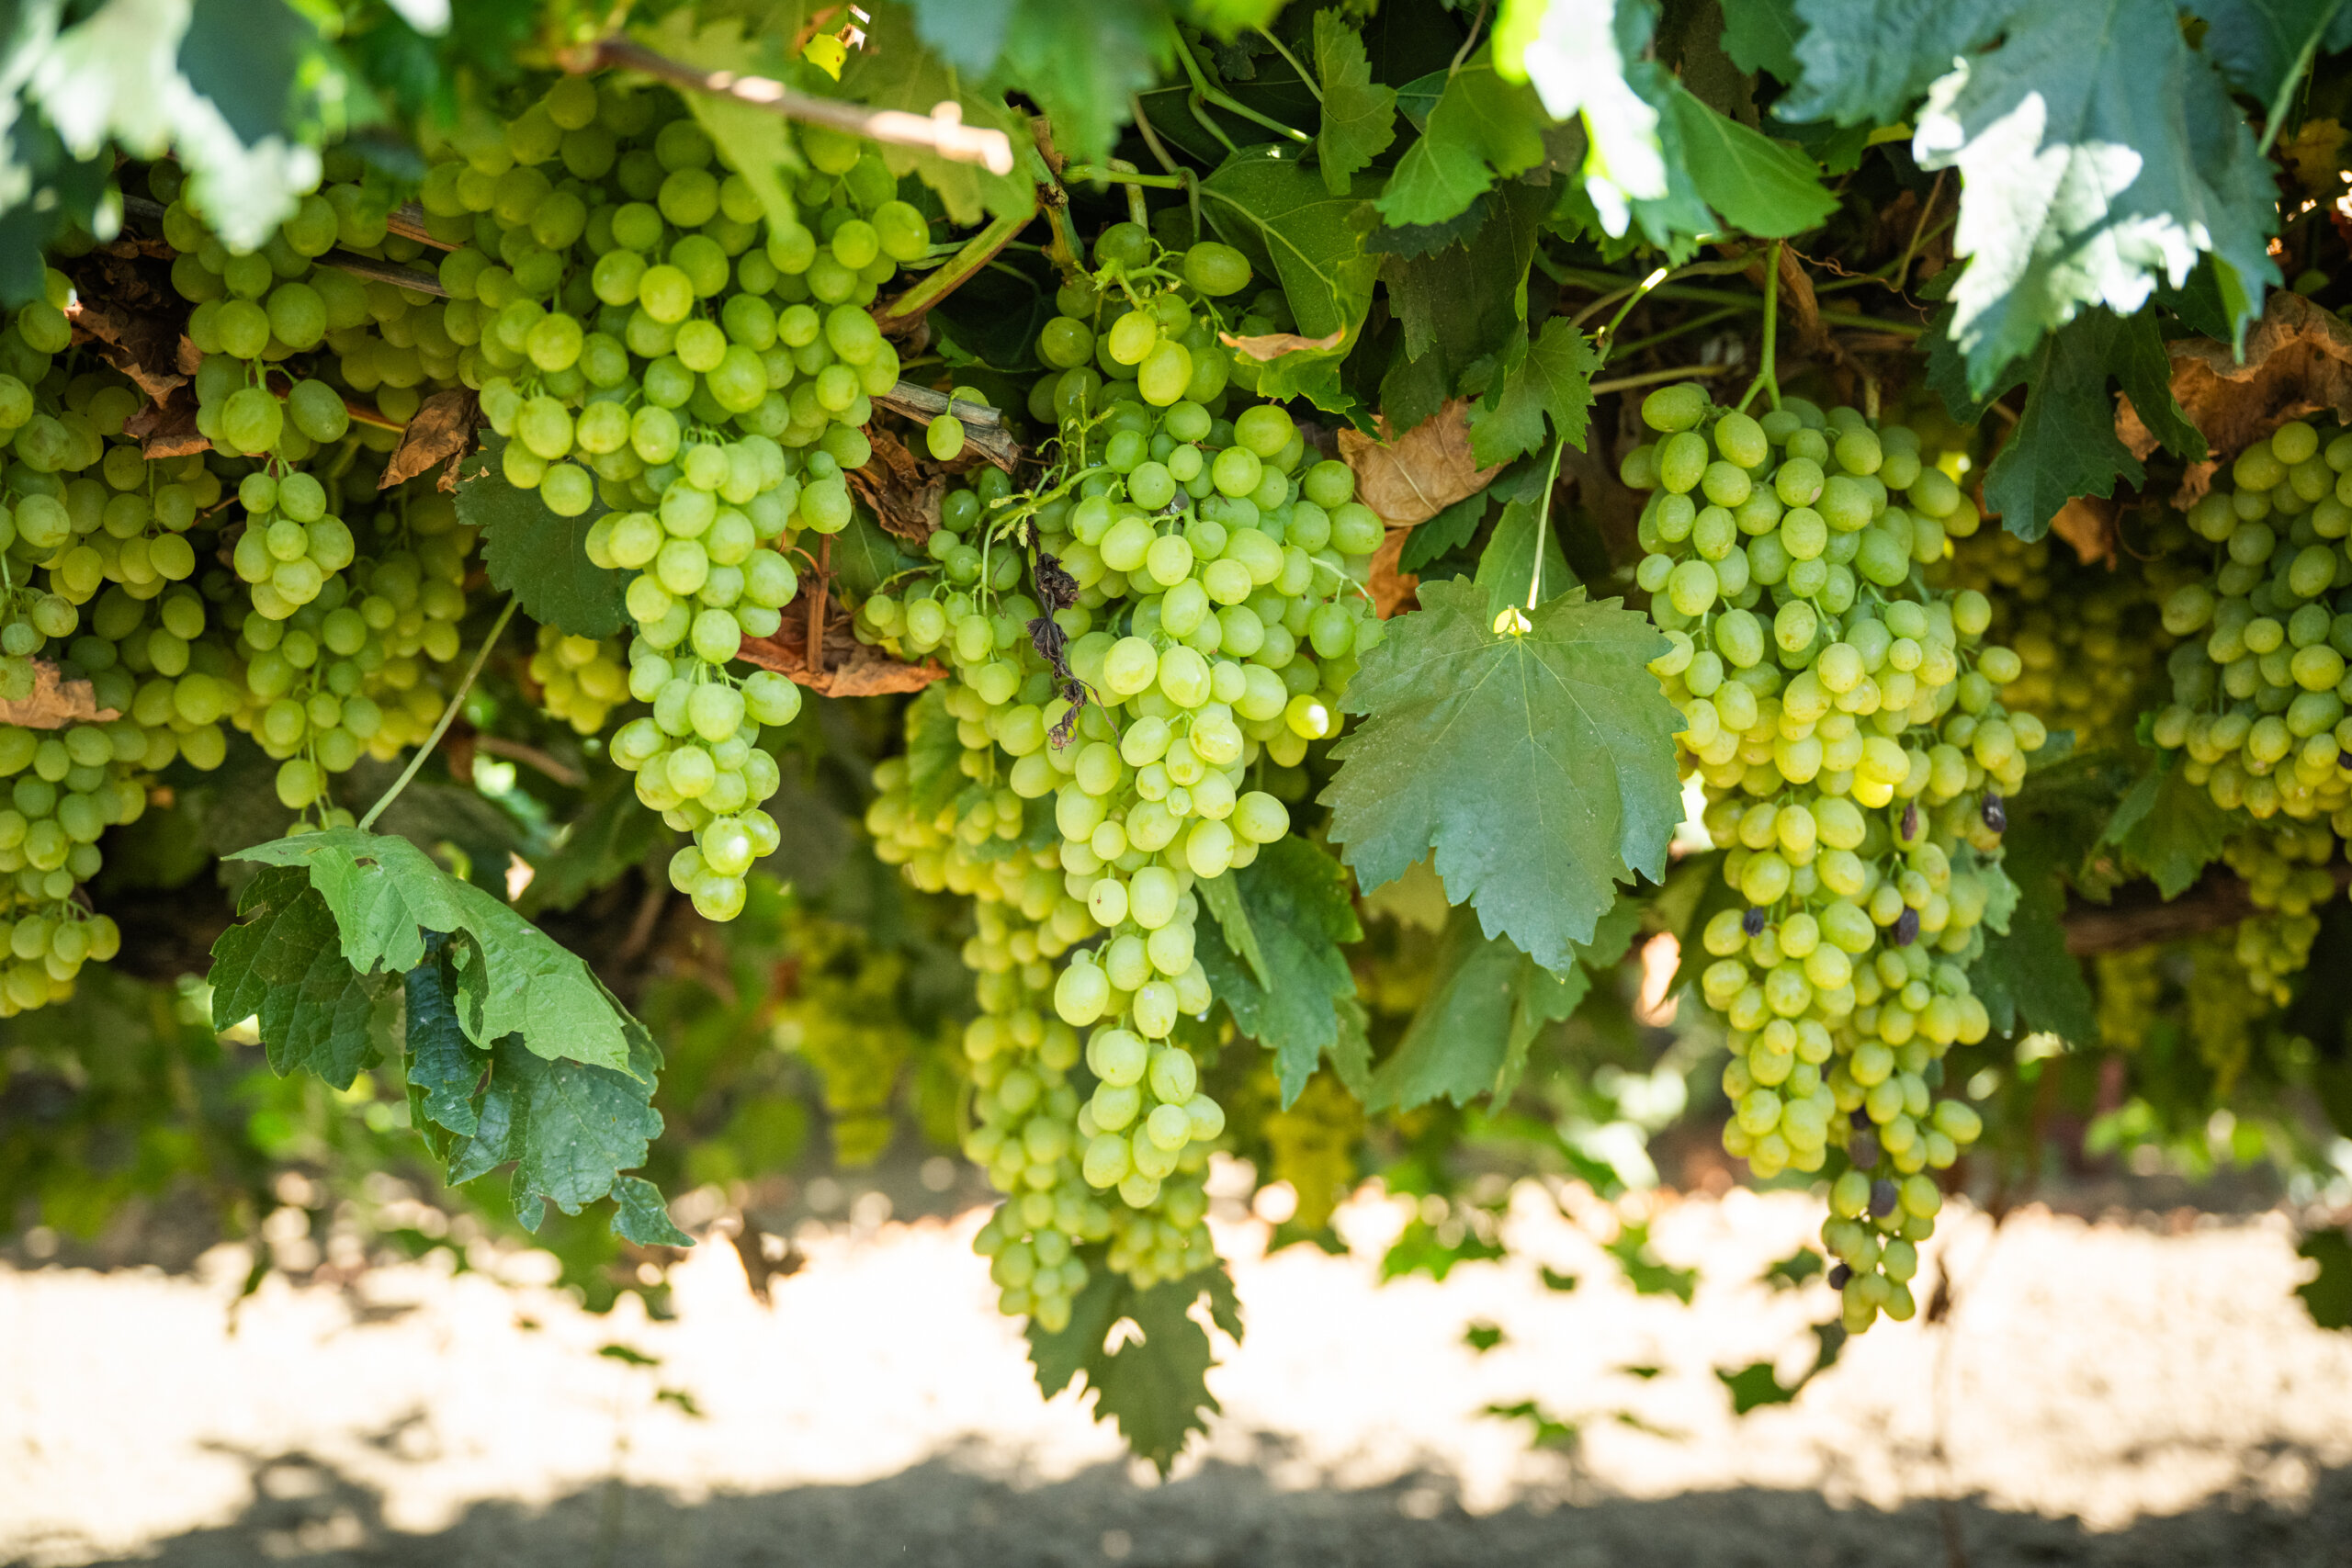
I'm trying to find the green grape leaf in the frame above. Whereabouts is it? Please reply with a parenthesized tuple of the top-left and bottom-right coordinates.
(1666, 86, 1837, 237)
(611, 1175, 695, 1247)
(1718, 0, 1804, 80)
(2298, 1229, 2352, 1331)
(1192, 838, 1365, 1106)
(462, 434, 628, 640)
(1912, 0, 2280, 395)
(1324, 578, 1681, 976)
(207, 864, 392, 1091)
(1368, 897, 1640, 1111)
(447, 1025, 668, 1224)
(1381, 178, 1550, 418)
(1199, 148, 1379, 409)
(841, 4, 1035, 225)
(402, 944, 485, 1155)
(2114, 761, 2234, 897)
(1973, 819, 2095, 1043)
(633, 11, 803, 236)
(1375, 53, 1548, 229)
(920, 0, 1176, 165)
(1314, 9, 1398, 196)
(1025, 1258, 1241, 1475)
(1401, 490, 1490, 573)
(231, 827, 634, 1075)
(1777, 0, 2026, 126)
(1469, 318, 1603, 469)
(831, 510, 921, 603)
(2185, 0, 2352, 108)
(1980, 310, 2204, 542)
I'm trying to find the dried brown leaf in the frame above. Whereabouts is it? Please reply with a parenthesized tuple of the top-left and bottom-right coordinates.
(1217, 326, 1347, 362)
(844, 425, 944, 544)
(123, 389, 207, 459)
(2116, 291, 2352, 503)
(1337, 399, 1503, 526)
(0, 662, 119, 728)
(1369, 526, 1419, 618)
(379, 389, 478, 490)
(64, 294, 186, 403)
(2050, 496, 2116, 567)
(739, 594, 946, 697)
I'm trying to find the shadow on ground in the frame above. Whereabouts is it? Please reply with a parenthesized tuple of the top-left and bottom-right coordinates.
(18, 1439, 2352, 1568)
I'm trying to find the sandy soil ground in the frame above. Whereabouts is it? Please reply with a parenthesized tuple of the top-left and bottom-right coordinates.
(4, 1183, 2350, 1567)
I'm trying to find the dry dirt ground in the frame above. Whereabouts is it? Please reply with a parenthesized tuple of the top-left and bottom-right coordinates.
(5, 1185, 2351, 1568)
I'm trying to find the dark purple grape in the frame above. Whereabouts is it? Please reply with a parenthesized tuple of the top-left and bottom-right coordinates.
(1870, 1179, 1898, 1217)
(1892, 908, 1919, 946)
(1849, 1107, 1874, 1130)
(1981, 792, 2007, 832)
(2337, 749, 2352, 772)
(1742, 906, 1767, 937)
(1828, 1262, 1853, 1290)
(1848, 1133, 1880, 1170)
(1901, 802, 1919, 840)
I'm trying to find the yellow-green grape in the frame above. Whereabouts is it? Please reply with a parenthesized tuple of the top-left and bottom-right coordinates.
(529, 624, 628, 735)
(1633, 386, 2007, 1337)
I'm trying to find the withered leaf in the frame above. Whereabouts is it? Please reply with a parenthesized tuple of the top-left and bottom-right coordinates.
(1338, 399, 1503, 526)
(0, 662, 120, 728)
(2117, 291, 2352, 503)
(738, 593, 946, 698)
(1218, 326, 1348, 362)
(1369, 526, 1419, 618)
(380, 390, 480, 491)
(844, 425, 944, 544)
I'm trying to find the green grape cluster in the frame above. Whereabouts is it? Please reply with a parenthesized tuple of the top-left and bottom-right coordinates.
(409, 71, 931, 919)
(528, 623, 629, 735)
(851, 223, 1386, 1325)
(770, 908, 944, 1168)
(2219, 823, 2335, 1006)
(2148, 419, 2352, 828)
(1625, 382, 2024, 1335)
(1939, 526, 2179, 752)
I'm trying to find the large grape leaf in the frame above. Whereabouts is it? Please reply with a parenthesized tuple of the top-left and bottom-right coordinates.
(1193, 838, 1370, 1105)
(2186, 0, 2352, 108)
(208, 864, 393, 1089)
(1199, 149, 1379, 410)
(1666, 85, 1837, 238)
(1775, 0, 2025, 126)
(842, 3, 1035, 225)
(1321, 577, 1683, 976)
(1375, 52, 1547, 228)
(402, 942, 483, 1165)
(1314, 9, 1397, 196)
(1467, 316, 1602, 468)
(1492, 0, 1674, 236)
(231, 827, 634, 1074)
(1911, 0, 2281, 394)
(1380, 178, 1549, 429)
(1025, 1258, 1241, 1475)
(1979, 310, 2205, 542)
(463, 435, 628, 640)
(1368, 897, 1641, 1111)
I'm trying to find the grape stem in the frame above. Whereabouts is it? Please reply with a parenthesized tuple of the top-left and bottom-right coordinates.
(1523, 437, 1568, 615)
(1736, 242, 1783, 415)
(571, 37, 1017, 174)
(876, 206, 1038, 333)
(356, 594, 519, 834)
(1171, 33, 1310, 146)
